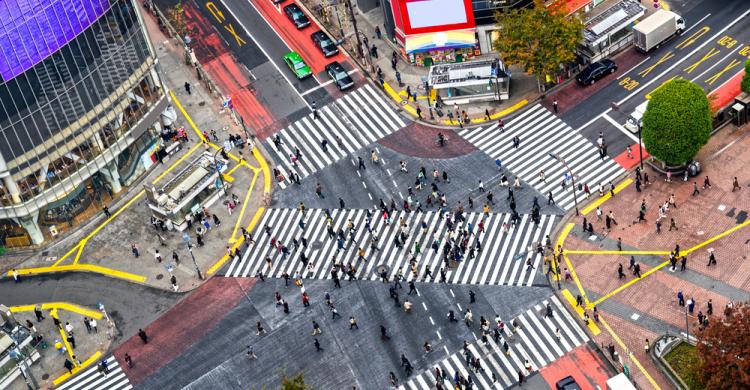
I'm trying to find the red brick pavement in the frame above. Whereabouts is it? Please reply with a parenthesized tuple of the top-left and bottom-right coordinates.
(378, 122, 477, 159)
(112, 277, 256, 384)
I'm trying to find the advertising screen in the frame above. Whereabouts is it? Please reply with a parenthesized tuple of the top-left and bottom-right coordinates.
(398, 0, 474, 35)
(0, 0, 112, 82)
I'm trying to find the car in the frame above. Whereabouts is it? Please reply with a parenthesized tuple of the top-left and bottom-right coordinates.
(555, 376, 582, 390)
(575, 59, 617, 85)
(325, 61, 354, 90)
(283, 52, 312, 79)
(311, 31, 339, 57)
(283, 4, 310, 29)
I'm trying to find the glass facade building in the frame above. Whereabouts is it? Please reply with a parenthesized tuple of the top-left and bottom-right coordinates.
(0, 0, 168, 247)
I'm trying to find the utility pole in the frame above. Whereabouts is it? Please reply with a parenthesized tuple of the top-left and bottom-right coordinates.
(548, 153, 579, 216)
(183, 233, 204, 280)
(344, 0, 368, 75)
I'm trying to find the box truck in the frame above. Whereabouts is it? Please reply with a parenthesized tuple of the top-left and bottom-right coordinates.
(633, 9, 685, 52)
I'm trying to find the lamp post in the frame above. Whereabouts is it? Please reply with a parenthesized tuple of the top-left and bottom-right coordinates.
(212, 149, 227, 197)
(322, 1, 345, 39)
(637, 122, 644, 170)
(183, 233, 204, 280)
(548, 153, 579, 216)
(684, 301, 690, 342)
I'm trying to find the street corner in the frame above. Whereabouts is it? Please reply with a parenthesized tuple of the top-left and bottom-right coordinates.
(377, 121, 478, 159)
(538, 342, 615, 389)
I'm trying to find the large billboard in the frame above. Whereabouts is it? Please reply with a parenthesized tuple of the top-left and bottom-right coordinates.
(0, 0, 112, 82)
(394, 0, 475, 53)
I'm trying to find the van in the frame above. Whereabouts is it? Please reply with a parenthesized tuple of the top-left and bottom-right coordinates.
(625, 100, 649, 133)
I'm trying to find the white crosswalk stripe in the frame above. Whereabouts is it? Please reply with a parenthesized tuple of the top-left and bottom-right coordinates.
(458, 105, 625, 210)
(225, 208, 555, 286)
(55, 356, 132, 390)
(264, 85, 405, 188)
(399, 295, 589, 389)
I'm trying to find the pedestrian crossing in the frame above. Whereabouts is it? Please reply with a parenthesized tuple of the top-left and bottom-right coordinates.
(400, 295, 589, 389)
(264, 84, 406, 189)
(224, 208, 555, 286)
(458, 105, 625, 211)
(56, 356, 132, 390)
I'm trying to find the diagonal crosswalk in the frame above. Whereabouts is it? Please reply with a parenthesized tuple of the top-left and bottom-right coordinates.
(224, 208, 555, 286)
(458, 105, 625, 210)
(55, 356, 132, 390)
(263, 84, 406, 188)
(400, 295, 589, 389)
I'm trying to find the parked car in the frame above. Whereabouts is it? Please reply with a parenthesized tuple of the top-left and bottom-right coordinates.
(283, 52, 312, 79)
(325, 61, 354, 90)
(311, 31, 339, 57)
(556, 376, 582, 390)
(284, 4, 310, 29)
(576, 59, 617, 85)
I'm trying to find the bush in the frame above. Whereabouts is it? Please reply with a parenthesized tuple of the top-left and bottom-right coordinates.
(642, 79, 711, 165)
(742, 59, 750, 94)
(664, 342, 704, 390)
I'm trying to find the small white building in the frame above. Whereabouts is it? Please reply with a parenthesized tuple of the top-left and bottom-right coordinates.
(580, 0, 645, 63)
(428, 59, 510, 105)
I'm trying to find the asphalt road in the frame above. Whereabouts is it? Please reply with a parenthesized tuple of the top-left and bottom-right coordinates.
(563, 0, 750, 154)
(0, 274, 181, 345)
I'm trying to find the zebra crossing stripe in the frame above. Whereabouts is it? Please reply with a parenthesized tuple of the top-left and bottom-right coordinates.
(400, 295, 589, 389)
(458, 104, 625, 210)
(55, 356, 131, 390)
(225, 209, 557, 286)
(264, 85, 404, 189)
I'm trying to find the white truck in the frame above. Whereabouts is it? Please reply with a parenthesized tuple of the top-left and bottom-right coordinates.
(625, 100, 649, 133)
(633, 9, 686, 52)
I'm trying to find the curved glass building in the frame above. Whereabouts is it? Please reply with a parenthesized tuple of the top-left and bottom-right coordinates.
(0, 0, 168, 246)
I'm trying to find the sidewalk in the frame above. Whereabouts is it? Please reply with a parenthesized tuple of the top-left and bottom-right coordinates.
(297, 0, 540, 125)
(3, 1, 269, 290)
(556, 121, 750, 389)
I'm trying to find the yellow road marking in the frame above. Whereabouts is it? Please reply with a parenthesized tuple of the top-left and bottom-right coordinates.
(255, 147, 271, 193)
(705, 58, 742, 85)
(588, 259, 669, 308)
(49, 307, 77, 364)
(562, 253, 590, 305)
(11, 303, 103, 320)
(52, 243, 82, 267)
(242, 161, 261, 173)
(686, 218, 750, 254)
(440, 99, 529, 125)
(580, 179, 633, 215)
(565, 249, 670, 255)
(229, 170, 259, 243)
(684, 47, 721, 73)
(561, 289, 600, 335)
(675, 26, 710, 50)
(208, 207, 266, 275)
(226, 162, 243, 176)
(384, 82, 418, 117)
(9, 264, 147, 283)
(72, 239, 87, 265)
(52, 351, 103, 386)
(599, 316, 662, 390)
(553, 223, 574, 282)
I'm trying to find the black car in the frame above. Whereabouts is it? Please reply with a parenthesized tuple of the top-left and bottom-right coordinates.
(555, 376, 582, 390)
(284, 4, 310, 29)
(311, 31, 339, 57)
(576, 59, 617, 85)
(325, 61, 354, 91)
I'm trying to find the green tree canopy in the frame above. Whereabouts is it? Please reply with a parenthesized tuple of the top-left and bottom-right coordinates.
(741, 59, 750, 94)
(493, 0, 583, 90)
(642, 79, 711, 165)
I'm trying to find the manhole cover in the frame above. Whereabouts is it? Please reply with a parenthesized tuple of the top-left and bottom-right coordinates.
(42, 374, 49, 380)
(156, 274, 164, 280)
(377, 265, 389, 275)
(311, 241, 324, 250)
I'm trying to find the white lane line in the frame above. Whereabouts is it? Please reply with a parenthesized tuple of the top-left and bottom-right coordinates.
(616, 7, 750, 107)
(617, 56, 651, 80)
(302, 69, 360, 96)
(422, 302, 428, 311)
(436, 330, 442, 340)
(682, 13, 712, 34)
(576, 108, 611, 133)
(602, 113, 639, 143)
(690, 45, 743, 83)
(429, 316, 435, 325)
(221, 0, 313, 111)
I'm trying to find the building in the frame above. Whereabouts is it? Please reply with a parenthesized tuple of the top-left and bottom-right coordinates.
(428, 58, 510, 104)
(0, 0, 170, 247)
(579, 0, 645, 63)
(0, 305, 40, 389)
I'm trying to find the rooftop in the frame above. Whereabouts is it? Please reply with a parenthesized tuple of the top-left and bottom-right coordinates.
(583, 0, 645, 45)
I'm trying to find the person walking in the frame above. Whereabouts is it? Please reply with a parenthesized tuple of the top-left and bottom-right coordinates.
(138, 329, 148, 344)
(552, 100, 558, 114)
(707, 251, 717, 266)
(312, 320, 322, 335)
(124, 353, 133, 368)
(349, 316, 359, 329)
(732, 177, 741, 191)
(184, 81, 191, 95)
(692, 181, 700, 196)
(131, 243, 139, 258)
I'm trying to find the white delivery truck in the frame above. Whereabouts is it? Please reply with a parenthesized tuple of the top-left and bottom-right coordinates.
(625, 100, 649, 133)
(633, 9, 686, 52)
(606, 373, 637, 390)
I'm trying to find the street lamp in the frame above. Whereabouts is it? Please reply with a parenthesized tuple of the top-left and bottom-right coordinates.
(212, 148, 227, 197)
(321, 1, 345, 39)
(637, 122, 644, 170)
(548, 153, 579, 216)
(183, 233, 204, 280)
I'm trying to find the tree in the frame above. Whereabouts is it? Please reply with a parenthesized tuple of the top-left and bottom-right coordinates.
(641, 79, 711, 165)
(493, 0, 583, 91)
(692, 302, 750, 388)
(280, 373, 307, 390)
(741, 59, 750, 94)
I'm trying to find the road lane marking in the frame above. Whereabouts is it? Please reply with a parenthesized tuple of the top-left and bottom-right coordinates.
(602, 113, 639, 143)
(617, 7, 750, 106)
(599, 316, 662, 390)
(690, 45, 742, 82)
(220, 0, 313, 110)
(617, 57, 651, 80)
(681, 14, 711, 35)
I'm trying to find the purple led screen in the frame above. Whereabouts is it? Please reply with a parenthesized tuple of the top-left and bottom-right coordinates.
(0, 0, 112, 82)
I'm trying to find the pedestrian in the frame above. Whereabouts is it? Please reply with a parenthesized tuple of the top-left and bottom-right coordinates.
(90, 318, 98, 333)
(67, 333, 76, 349)
(83, 317, 91, 333)
(732, 177, 741, 191)
(485, 109, 490, 121)
(692, 181, 700, 196)
(184, 81, 191, 95)
(680, 256, 687, 271)
(34, 305, 44, 321)
(170, 275, 178, 291)
(703, 176, 711, 189)
(64, 358, 74, 373)
(617, 237, 622, 251)
(707, 299, 713, 315)
(349, 316, 359, 329)
(634, 262, 641, 278)
(669, 218, 678, 231)
(138, 328, 148, 344)
(312, 320, 322, 335)
(677, 290, 685, 306)
(131, 243, 139, 258)
(656, 219, 662, 234)
(552, 99, 558, 114)
(518, 370, 525, 385)
(124, 353, 133, 368)
(314, 338, 322, 352)
(707, 250, 716, 266)
(256, 321, 266, 335)
(688, 298, 695, 314)
(246, 346, 258, 360)
(103, 206, 111, 218)
(155, 249, 162, 263)
(65, 322, 74, 334)
(469, 290, 476, 303)
(618, 263, 625, 279)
